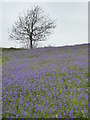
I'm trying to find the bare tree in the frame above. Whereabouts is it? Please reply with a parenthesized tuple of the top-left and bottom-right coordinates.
(9, 5, 56, 49)
(22, 41, 38, 49)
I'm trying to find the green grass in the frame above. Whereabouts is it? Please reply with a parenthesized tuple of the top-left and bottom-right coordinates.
(0, 57, 2, 65)
(2, 44, 88, 118)
(2, 56, 10, 64)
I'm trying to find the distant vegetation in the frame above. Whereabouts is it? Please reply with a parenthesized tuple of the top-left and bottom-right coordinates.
(1, 43, 89, 50)
(2, 47, 25, 51)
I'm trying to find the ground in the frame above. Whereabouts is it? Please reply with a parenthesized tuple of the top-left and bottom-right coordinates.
(1, 44, 88, 118)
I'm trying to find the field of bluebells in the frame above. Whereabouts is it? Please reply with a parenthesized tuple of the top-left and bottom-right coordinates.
(2, 44, 88, 118)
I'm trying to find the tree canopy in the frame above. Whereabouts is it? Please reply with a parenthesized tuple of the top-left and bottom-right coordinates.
(9, 5, 56, 49)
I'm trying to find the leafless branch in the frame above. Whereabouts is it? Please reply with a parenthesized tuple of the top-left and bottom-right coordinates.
(9, 5, 56, 49)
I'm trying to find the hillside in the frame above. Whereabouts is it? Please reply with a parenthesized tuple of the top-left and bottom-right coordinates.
(2, 43, 88, 118)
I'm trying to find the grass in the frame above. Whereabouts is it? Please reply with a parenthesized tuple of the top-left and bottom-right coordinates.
(0, 57, 2, 65)
(2, 44, 88, 118)
(2, 56, 9, 64)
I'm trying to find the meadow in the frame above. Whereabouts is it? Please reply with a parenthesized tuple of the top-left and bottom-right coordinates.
(2, 44, 88, 118)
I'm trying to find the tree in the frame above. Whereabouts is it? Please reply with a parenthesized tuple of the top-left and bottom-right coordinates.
(22, 41, 38, 49)
(9, 5, 56, 49)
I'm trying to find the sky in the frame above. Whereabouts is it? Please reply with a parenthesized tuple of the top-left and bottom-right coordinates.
(0, 2, 88, 48)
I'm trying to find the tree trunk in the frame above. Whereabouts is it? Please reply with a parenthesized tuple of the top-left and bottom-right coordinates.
(30, 39, 33, 49)
(30, 33, 33, 49)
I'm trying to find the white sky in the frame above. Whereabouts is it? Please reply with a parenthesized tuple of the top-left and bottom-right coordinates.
(0, 1, 88, 48)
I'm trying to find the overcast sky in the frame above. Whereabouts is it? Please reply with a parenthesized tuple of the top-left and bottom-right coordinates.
(0, 2, 88, 48)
